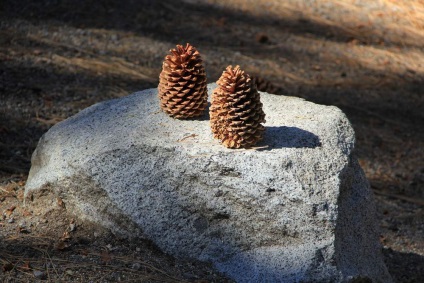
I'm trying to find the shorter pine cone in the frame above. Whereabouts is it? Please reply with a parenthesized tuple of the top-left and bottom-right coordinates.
(210, 65, 266, 148)
(158, 43, 208, 119)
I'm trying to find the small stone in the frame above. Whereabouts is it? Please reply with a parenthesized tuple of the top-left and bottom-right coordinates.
(183, 272, 199, 280)
(33, 270, 46, 280)
(131, 262, 141, 270)
(8, 218, 14, 223)
(111, 272, 122, 281)
(215, 190, 223, 197)
(18, 222, 30, 233)
(111, 34, 118, 41)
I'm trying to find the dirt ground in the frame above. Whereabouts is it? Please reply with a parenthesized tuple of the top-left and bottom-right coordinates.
(1, 0, 423, 282)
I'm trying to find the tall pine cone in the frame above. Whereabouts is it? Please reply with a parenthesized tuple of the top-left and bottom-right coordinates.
(210, 65, 266, 148)
(158, 43, 207, 119)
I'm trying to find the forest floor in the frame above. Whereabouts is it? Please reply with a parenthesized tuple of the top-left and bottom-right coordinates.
(1, 0, 423, 282)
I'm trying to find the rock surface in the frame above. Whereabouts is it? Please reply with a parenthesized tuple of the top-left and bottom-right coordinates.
(25, 84, 392, 282)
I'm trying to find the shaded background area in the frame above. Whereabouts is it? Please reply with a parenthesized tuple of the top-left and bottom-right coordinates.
(1, 0, 423, 282)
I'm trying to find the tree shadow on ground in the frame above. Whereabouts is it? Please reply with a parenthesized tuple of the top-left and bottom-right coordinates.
(0, 61, 155, 177)
(3, 0, 423, 49)
(383, 248, 424, 283)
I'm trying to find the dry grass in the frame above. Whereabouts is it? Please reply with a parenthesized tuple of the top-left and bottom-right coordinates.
(0, 250, 186, 282)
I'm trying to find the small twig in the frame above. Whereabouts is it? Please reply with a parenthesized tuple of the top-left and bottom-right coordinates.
(95, 269, 115, 283)
(5, 234, 56, 242)
(35, 116, 64, 126)
(345, 105, 410, 127)
(177, 134, 197, 142)
(373, 188, 424, 206)
(85, 252, 182, 281)
(0, 187, 12, 194)
(41, 247, 60, 278)
(45, 256, 51, 282)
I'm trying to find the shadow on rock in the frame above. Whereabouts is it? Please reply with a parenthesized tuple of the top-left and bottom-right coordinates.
(261, 126, 321, 149)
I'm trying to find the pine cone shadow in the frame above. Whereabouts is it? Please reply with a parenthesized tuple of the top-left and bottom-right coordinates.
(259, 126, 321, 149)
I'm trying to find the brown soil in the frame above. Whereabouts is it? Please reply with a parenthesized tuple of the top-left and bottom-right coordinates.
(1, 0, 423, 282)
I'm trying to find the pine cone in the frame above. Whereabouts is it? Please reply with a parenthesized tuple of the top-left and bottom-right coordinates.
(158, 43, 208, 119)
(210, 65, 266, 148)
(251, 75, 279, 94)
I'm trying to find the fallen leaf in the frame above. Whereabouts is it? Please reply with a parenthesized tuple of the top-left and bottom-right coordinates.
(3, 184, 16, 193)
(17, 190, 24, 201)
(61, 231, 71, 240)
(312, 65, 321, 71)
(20, 261, 31, 271)
(255, 33, 269, 44)
(56, 241, 70, 251)
(2, 263, 13, 272)
(79, 249, 89, 256)
(57, 197, 65, 208)
(23, 210, 32, 217)
(7, 205, 16, 212)
(101, 250, 112, 265)
(347, 38, 359, 45)
(216, 17, 226, 27)
(69, 219, 76, 231)
(4, 205, 16, 217)
(69, 223, 76, 232)
(33, 49, 43, 56)
(18, 226, 31, 234)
